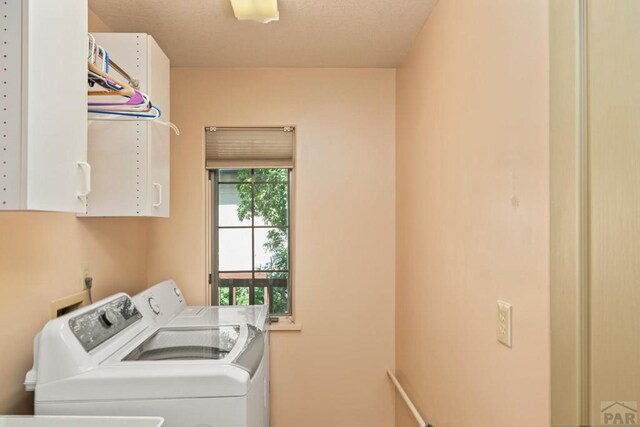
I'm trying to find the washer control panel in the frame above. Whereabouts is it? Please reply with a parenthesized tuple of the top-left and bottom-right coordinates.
(131, 280, 187, 325)
(69, 296, 142, 352)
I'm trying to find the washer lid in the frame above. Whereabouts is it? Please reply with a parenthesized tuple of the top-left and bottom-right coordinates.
(169, 305, 269, 330)
(122, 326, 240, 362)
(121, 324, 265, 378)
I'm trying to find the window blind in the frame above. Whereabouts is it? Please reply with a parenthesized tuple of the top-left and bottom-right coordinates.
(205, 127, 295, 169)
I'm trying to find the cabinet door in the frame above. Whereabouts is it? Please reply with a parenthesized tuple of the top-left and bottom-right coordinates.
(0, 0, 88, 212)
(25, 0, 88, 212)
(146, 36, 170, 218)
(0, 0, 23, 209)
(84, 121, 149, 216)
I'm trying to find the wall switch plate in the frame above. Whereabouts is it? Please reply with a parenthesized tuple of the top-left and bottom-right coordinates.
(497, 300, 512, 347)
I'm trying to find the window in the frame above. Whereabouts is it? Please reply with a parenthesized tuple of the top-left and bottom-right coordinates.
(206, 126, 294, 316)
(211, 168, 291, 315)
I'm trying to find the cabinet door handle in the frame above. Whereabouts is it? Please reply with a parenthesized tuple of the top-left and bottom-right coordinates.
(153, 183, 162, 207)
(77, 162, 92, 198)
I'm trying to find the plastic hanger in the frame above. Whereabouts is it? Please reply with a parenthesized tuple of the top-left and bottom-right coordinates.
(88, 62, 136, 98)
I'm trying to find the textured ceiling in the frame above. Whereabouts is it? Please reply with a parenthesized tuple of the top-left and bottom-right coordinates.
(88, 0, 437, 67)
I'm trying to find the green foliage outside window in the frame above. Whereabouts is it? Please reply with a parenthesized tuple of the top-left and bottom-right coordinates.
(234, 169, 290, 314)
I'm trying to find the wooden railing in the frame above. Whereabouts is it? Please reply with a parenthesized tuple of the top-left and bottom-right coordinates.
(387, 370, 433, 427)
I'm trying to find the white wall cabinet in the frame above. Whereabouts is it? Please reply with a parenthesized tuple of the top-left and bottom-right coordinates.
(0, 0, 88, 212)
(83, 34, 170, 218)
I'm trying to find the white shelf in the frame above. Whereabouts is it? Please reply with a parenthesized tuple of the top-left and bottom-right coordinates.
(83, 34, 170, 218)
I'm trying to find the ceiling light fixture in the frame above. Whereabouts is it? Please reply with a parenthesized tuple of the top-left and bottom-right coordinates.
(230, 0, 279, 23)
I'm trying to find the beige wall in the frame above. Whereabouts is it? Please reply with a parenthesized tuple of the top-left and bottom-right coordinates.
(146, 68, 396, 427)
(395, 0, 550, 426)
(0, 215, 149, 415)
(88, 8, 112, 33)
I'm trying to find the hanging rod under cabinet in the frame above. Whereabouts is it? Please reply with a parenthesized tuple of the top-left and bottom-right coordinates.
(100, 55, 140, 89)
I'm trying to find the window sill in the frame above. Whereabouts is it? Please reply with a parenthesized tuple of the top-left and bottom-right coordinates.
(268, 318, 302, 331)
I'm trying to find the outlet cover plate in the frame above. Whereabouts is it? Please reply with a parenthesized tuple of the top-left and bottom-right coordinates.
(497, 300, 512, 347)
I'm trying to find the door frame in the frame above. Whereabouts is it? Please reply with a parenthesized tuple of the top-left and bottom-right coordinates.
(550, 1, 590, 425)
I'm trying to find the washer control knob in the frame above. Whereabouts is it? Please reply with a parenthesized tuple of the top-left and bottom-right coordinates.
(148, 297, 161, 315)
(173, 287, 182, 298)
(100, 310, 117, 328)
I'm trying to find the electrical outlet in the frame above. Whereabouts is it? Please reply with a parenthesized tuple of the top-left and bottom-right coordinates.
(497, 300, 512, 347)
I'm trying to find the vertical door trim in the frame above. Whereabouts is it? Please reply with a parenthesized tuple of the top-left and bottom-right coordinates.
(578, 0, 591, 424)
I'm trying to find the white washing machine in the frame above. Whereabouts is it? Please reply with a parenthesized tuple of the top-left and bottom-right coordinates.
(26, 281, 270, 427)
(131, 280, 270, 427)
